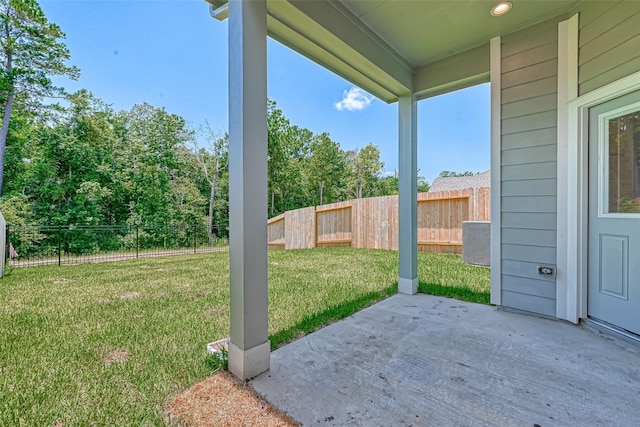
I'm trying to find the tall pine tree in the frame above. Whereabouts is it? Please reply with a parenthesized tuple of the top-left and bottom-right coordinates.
(0, 0, 78, 195)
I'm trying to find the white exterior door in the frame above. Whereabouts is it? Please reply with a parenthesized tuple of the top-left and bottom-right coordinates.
(588, 90, 640, 335)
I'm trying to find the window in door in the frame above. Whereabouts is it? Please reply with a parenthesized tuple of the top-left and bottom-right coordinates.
(602, 104, 640, 214)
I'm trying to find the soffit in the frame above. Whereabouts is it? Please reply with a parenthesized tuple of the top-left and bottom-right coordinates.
(340, 0, 580, 67)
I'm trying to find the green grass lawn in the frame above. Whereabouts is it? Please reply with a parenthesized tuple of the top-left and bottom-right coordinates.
(418, 252, 491, 304)
(0, 248, 489, 426)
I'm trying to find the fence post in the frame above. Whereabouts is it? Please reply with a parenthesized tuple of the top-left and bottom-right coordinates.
(4, 223, 8, 263)
(136, 225, 139, 259)
(4, 224, 8, 262)
(193, 223, 197, 254)
(58, 226, 62, 266)
(0, 214, 6, 277)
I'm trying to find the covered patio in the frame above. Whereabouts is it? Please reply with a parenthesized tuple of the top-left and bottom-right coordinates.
(206, 0, 640, 394)
(252, 293, 640, 425)
(199, 0, 640, 423)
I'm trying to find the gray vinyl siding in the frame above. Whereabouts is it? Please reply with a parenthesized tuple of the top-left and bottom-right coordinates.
(501, 292, 557, 317)
(500, 18, 559, 317)
(578, 1, 640, 95)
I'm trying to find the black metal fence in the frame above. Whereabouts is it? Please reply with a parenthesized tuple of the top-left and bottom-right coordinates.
(6, 223, 229, 267)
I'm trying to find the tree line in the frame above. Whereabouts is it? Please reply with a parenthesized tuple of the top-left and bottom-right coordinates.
(2, 91, 430, 232)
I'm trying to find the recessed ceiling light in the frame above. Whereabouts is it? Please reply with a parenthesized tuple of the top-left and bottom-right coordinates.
(491, 2, 512, 16)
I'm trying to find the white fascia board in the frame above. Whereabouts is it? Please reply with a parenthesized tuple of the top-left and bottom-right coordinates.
(277, 0, 414, 95)
(204, 0, 228, 20)
(204, 0, 413, 101)
(267, 15, 399, 102)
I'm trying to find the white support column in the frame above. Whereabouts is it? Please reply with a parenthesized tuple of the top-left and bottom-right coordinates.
(398, 94, 418, 295)
(227, 0, 270, 380)
(489, 37, 502, 306)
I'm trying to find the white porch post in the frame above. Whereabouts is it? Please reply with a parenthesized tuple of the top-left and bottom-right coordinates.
(398, 94, 418, 294)
(489, 37, 502, 306)
(227, 0, 270, 380)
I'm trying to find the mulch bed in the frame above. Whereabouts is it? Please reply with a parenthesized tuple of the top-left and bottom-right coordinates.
(165, 371, 298, 427)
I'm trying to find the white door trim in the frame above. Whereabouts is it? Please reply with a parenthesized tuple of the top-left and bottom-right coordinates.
(556, 14, 578, 322)
(565, 70, 640, 323)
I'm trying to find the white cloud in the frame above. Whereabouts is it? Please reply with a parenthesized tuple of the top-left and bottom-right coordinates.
(335, 87, 373, 111)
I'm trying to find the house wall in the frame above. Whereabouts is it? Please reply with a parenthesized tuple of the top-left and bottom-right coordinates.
(577, 1, 640, 96)
(497, 2, 640, 318)
(499, 19, 560, 317)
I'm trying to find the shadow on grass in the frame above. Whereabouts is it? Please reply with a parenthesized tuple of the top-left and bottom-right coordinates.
(418, 282, 490, 305)
(269, 284, 397, 351)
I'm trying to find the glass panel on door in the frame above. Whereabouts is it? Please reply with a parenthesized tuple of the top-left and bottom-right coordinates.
(606, 108, 640, 213)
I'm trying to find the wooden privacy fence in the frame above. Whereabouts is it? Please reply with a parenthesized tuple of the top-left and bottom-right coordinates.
(267, 187, 490, 254)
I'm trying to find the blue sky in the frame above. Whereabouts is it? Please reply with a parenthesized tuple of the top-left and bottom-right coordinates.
(40, 0, 490, 184)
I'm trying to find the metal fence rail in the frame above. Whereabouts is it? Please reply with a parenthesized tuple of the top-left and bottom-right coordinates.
(7, 223, 229, 267)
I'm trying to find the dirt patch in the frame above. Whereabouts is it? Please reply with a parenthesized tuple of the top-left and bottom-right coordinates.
(100, 347, 130, 366)
(165, 371, 298, 427)
(120, 292, 141, 300)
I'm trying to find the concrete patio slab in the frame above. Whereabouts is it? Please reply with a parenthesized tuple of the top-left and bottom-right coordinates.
(252, 294, 640, 426)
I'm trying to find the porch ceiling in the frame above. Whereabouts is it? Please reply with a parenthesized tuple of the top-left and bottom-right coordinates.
(208, 0, 581, 101)
(342, 0, 578, 67)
